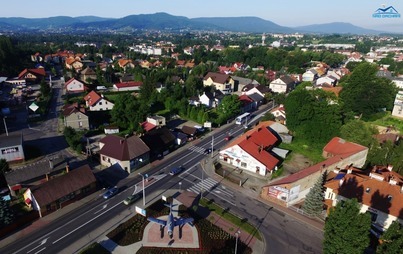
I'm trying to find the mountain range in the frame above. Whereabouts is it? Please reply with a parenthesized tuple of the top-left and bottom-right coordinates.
(0, 12, 388, 35)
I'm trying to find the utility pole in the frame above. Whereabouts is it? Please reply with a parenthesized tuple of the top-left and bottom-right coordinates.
(235, 230, 241, 254)
(3, 117, 8, 136)
(211, 135, 214, 158)
(138, 173, 146, 206)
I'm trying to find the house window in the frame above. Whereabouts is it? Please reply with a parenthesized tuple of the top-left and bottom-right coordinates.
(99, 102, 102, 105)
(79, 121, 83, 127)
(241, 162, 247, 168)
(102, 156, 106, 161)
(78, 114, 81, 119)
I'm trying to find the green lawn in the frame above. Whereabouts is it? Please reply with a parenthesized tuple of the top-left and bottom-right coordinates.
(279, 138, 324, 164)
(371, 114, 403, 133)
(199, 198, 263, 241)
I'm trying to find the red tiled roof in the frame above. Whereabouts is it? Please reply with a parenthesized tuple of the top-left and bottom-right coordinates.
(84, 91, 102, 107)
(323, 137, 368, 157)
(141, 121, 156, 132)
(238, 139, 279, 171)
(114, 81, 143, 88)
(18, 68, 46, 79)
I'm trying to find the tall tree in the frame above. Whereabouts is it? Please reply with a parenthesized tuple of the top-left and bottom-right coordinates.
(302, 172, 326, 217)
(339, 120, 378, 148)
(377, 220, 403, 254)
(217, 94, 241, 119)
(323, 199, 371, 254)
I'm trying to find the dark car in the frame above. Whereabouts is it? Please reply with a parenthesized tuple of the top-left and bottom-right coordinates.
(102, 186, 119, 199)
(123, 191, 142, 205)
(169, 166, 184, 176)
(204, 148, 212, 154)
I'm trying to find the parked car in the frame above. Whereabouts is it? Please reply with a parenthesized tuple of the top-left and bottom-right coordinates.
(169, 166, 184, 176)
(123, 192, 142, 205)
(103, 186, 119, 199)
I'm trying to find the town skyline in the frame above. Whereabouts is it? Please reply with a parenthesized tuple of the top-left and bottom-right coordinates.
(1, 0, 403, 33)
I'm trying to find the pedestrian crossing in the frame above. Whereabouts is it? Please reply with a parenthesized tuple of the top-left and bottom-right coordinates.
(188, 145, 207, 154)
(187, 177, 234, 198)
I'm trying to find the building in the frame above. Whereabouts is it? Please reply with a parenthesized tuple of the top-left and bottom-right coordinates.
(80, 67, 97, 82)
(113, 81, 143, 92)
(83, 91, 114, 111)
(392, 91, 403, 118)
(261, 137, 368, 207)
(64, 78, 87, 94)
(0, 133, 24, 163)
(140, 126, 176, 159)
(219, 123, 280, 176)
(324, 165, 403, 233)
(18, 68, 46, 83)
(269, 76, 296, 93)
(98, 135, 150, 173)
(203, 72, 235, 94)
(63, 104, 90, 130)
(23, 164, 96, 217)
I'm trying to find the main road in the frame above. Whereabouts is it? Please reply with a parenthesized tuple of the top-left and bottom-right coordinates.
(0, 102, 323, 254)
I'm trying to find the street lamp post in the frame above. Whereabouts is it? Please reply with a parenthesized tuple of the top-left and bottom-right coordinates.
(3, 117, 8, 136)
(201, 162, 205, 198)
(235, 230, 241, 254)
(138, 173, 146, 206)
(179, 181, 182, 191)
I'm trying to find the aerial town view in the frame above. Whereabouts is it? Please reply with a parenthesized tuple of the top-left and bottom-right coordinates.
(0, 1, 403, 254)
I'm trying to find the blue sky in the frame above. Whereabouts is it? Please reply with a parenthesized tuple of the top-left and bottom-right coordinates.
(1, 0, 403, 32)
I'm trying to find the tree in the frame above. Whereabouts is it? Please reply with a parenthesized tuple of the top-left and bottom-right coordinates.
(0, 158, 10, 174)
(377, 220, 403, 254)
(302, 172, 326, 217)
(323, 199, 371, 254)
(339, 120, 378, 148)
(0, 198, 14, 226)
(40, 78, 51, 99)
(217, 95, 241, 119)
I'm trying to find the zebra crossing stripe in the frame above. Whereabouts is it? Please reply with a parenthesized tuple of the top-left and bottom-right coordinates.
(187, 177, 234, 197)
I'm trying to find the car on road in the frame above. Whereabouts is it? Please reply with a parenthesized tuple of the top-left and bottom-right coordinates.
(224, 135, 232, 141)
(123, 192, 142, 205)
(204, 148, 212, 154)
(103, 186, 119, 199)
(169, 166, 184, 176)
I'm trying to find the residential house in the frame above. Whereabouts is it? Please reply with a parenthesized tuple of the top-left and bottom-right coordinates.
(231, 76, 259, 93)
(18, 68, 46, 83)
(113, 81, 143, 92)
(63, 104, 90, 130)
(119, 73, 135, 83)
(65, 57, 83, 72)
(83, 91, 114, 111)
(203, 72, 235, 94)
(98, 135, 150, 173)
(302, 69, 318, 82)
(270, 104, 287, 124)
(172, 131, 187, 146)
(269, 76, 296, 93)
(247, 93, 265, 107)
(239, 95, 255, 113)
(315, 76, 337, 87)
(261, 137, 368, 206)
(140, 115, 166, 133)
(392, 91, 403, 118)
(0, 132, 24, 163)
(324, 165, 403, 233)
(64, 78, 87, 94)
(141, 126, 176, 159)
(219, 123, 280, 176)
(118, 59, 135, 71)
(23, 164, 96, 217)
(80, 67, 97, 82)
(181, 126, 198, 140)
(199, 91, 224, 108)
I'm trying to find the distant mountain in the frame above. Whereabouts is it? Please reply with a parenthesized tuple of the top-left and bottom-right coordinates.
(0, 13, 391, 35)
(192, 16, 295, 33)
(295, 22, 383, 35)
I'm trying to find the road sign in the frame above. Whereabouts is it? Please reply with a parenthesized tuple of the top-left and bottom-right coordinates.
(135, 206, 146, 216)
(29, 102, 39, 112)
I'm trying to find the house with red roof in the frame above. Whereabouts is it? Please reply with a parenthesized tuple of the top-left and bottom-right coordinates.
(83, 91, 114, 111)
(65, 57, 83, 71)
(113, 81, 143, 91)
(270, 104, 287, 125)
(261, 137, 368, 207)
(219, 124, 280, 176)
(324, 165, 403, 233)
(98, 135, 150, 173)
(18, 68, 46, 83)
(64, 78, 87, 94)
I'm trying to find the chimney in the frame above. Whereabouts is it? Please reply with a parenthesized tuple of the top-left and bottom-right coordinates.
(66, 163, 69, 173)
(339, 178, 344, 187)
(49, 159, 53, 169)
(387, 164, 393, 172)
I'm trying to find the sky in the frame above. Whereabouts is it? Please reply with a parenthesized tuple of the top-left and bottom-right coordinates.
(1, 0, 403, 33)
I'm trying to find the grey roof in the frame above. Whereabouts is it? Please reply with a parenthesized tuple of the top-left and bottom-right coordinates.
(0, 133, 23, 148)
(280, 75, 295, 85)
(247, 93, 264, 102)
(231, 76, 254, 85)
(5, 156, 67, 186)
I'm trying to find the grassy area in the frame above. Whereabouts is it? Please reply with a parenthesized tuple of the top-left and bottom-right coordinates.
(279, 138, 324, 164)
(270, 166, 284, 180)
(79, 242, 110, 254)
(199, 198, 263, 241)
(371, 114, 403, 133)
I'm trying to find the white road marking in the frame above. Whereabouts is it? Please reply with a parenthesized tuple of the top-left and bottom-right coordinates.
(34, 247, 46, 254)
(26, 238, 48, 253)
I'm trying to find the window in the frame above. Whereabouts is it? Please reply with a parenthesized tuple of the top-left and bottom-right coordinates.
(99, 102, 102, 105)
(78, 114, 81, 119)
(241, 162, 247, 168)
(79, 121, 83, 127)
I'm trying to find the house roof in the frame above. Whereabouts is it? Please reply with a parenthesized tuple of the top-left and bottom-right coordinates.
(99, 135, 150, 161)
(325, 166, 403, 219)
(322, 87, 342, 97)
(238, 139, 279, 170)
(255, 84, 271, 94)
(203, 72, 230, 84)
(231, 76, 254, 85)
(141, 121, 156, 132)
(323, 137, 368, 157)
(279, 75, 295, 85)
(30, 164, 95, 206)
(0, 132, 22, 148)
(81, 66, 96, 75)
(18, 68, 46, 79)
(62, 103, 87, 116)
(140, 127, 175, 152)
(374, 133, 400, 144)
(247, 93, 264, 102)
(181, 125, 197, 136)
(84, 91, 102, 107)
(114, 81, 143, 89)
(65, 78, 84, 87)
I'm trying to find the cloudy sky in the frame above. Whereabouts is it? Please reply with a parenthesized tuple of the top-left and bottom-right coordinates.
(1, 0, 403, 32)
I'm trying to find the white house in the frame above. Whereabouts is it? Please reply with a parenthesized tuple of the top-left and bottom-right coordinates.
(392, 77, 403, 89)
(324, 165, 403, 233)
(219, 123, 279, 176)
(83, 90, 114, 111)
(302, 69, 318, 82)
(64, 78, 86, 93)
(392, 91, 403, 118)
(316, 76, 337, 87)
(199, 91, 224, 108)
(269, 76, 295, 93)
